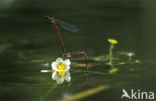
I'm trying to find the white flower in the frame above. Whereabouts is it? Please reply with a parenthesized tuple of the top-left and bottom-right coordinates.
(51, 58, 71, 84)
(51, 58, 70, 72)
(52, 71, 71, 84)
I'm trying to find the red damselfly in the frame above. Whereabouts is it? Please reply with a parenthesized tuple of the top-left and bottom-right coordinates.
(45, 16, 88, 70)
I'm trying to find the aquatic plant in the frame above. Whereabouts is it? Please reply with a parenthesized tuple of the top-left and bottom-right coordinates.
(107, 38, 118, 66)
(51, 58, 71, 84)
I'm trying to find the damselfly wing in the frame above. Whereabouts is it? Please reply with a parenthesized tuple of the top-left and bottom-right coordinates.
(46, 16, 79, 33)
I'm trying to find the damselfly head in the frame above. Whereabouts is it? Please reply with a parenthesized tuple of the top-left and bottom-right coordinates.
(45, 16, 55, 23)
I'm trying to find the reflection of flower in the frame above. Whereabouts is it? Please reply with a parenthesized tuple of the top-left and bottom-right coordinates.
(108, 38, 118, 44)
(52, 71, 71, 84)
(51, 58, 71, 84)
(109, 68, 118, 74)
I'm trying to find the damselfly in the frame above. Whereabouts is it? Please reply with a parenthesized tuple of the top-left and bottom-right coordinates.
(45, 16, 88, 70)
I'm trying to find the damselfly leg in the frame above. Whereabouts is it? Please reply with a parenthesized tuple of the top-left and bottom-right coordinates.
(71, 52, 88, 70)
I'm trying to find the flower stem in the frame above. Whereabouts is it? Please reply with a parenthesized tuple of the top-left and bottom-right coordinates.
(109, 44, 114, 66)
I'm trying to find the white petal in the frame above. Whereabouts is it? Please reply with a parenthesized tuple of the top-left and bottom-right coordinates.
(65, 76, 71, 82)
(51, 62, 58, 71)
(65, 72, 71, 82)
(56, 77, 64, 84)
(56, 58, 63, 64)
(40, 70, 50, 72)
(65, 66, 70, 71)
(52, 72, 58, 80)
(64, 59, 71, 66)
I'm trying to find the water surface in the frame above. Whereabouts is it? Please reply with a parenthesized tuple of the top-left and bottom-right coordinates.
(0, 0, 156, 101)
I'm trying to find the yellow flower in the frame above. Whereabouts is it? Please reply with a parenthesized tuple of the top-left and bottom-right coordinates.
(108, 38, 118, 44)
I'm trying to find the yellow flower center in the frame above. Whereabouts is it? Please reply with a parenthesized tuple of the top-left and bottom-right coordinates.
(108, 38, 118, 44)
(57, 64, 66, 71)
(57, 71, 66, 77)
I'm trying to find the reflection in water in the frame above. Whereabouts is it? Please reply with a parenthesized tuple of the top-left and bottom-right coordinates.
(109, 68, 119, 74)
(62, 74, 88, 88)
(39, 83, 58, 101)
(62, 92, 72, 99)
(52, 71, 71, 84)
(39, 70, 89, 87)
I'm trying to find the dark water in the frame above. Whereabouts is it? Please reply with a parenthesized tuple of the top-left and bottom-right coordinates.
(0, 0, 156, 101)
